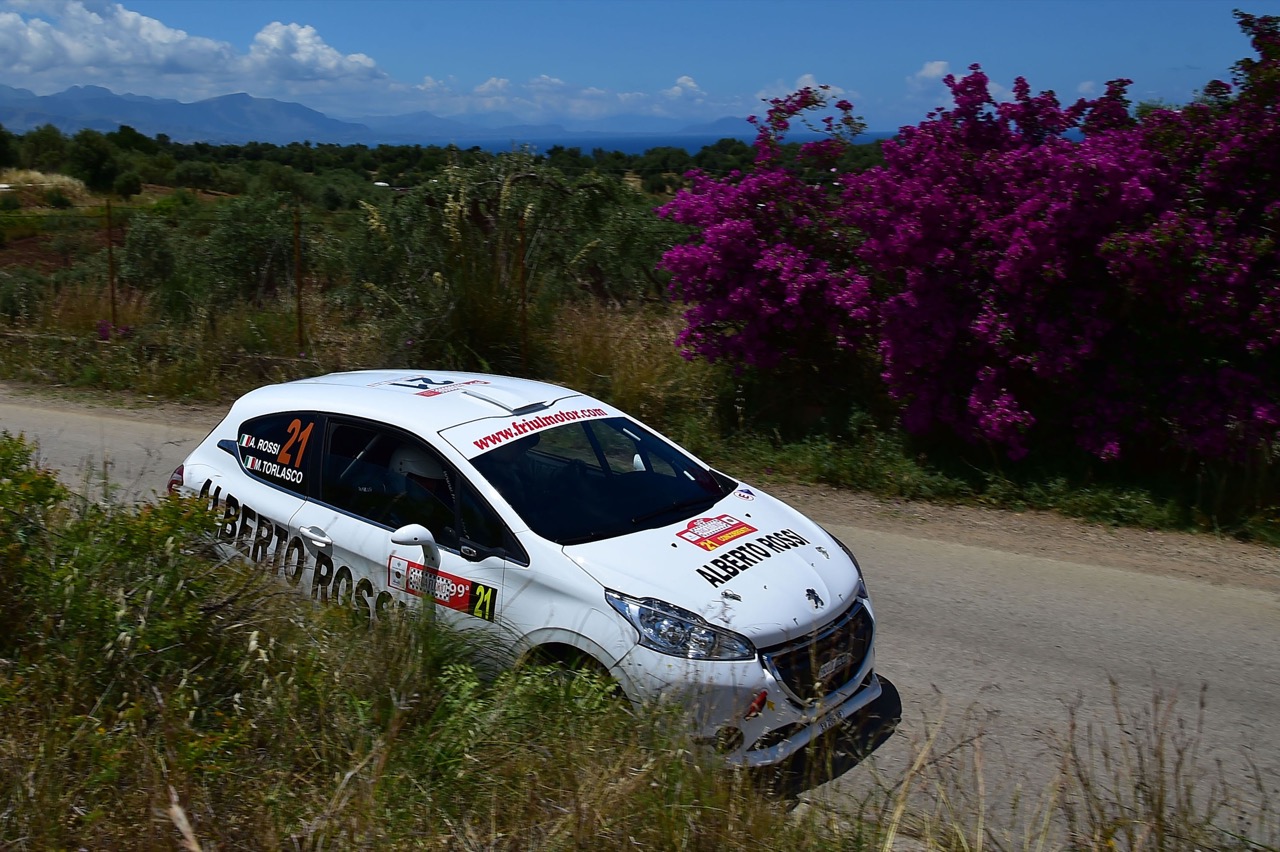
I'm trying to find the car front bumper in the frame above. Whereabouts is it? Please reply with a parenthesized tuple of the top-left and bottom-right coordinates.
(610, 635, 897, 769)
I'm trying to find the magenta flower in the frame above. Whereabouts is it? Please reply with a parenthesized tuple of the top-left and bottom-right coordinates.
(659, 11, 1280, 466)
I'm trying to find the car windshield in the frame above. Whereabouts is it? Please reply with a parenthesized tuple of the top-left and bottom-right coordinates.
(469, 416, 735, 544)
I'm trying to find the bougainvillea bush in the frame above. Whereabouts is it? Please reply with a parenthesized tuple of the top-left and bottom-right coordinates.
(660, 12, 1279, 490)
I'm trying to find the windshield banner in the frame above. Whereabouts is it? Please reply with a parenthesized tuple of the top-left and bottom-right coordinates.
(443, 401, 620, 459)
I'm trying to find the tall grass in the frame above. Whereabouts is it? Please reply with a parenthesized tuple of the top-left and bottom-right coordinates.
(0, 432, 833, 849)
(3, 416, 1277, 848)
(836, 688, 1278, 852)
(0, 291, 345, 399)
(0, 169, 94, 207)
(546, 300, 728, 447)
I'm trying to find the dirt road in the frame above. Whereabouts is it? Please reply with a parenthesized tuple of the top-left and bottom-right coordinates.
(2, 382, 1277, 817)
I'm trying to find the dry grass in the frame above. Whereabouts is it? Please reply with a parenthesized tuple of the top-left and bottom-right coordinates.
(40, 280, 148, 334)
(0, 169, 94, 207)
(828, 684, 1279, 852)
(546, 300, 727, 442)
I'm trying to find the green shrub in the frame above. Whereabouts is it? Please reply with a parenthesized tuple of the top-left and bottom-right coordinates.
(0, 268, 50, 322)
(0, 433, 68, 651)
(44, 187, 72, 209)
(150, 187, 198, 218)
(113, 170, 142, 199)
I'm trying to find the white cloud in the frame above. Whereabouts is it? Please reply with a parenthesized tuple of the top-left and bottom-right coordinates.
(796, 73, 845, 97)
(0, 1, 755, 125)
(246, 22, 379, 82)
(663, 75, 704, 98)
(416, 75, 455, 94)
(0, 0, 385, 105)
(0, 1, 234, 81)
(474, 76, 511, 95)
(1077, 80, 1098, 96)
(908, 60, 951, 87)
(528, 74, 566, 91)
(754, 74, 848, 103)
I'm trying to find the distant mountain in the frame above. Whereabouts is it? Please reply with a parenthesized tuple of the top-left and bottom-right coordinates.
(340, 109, 472, 137)
(197, 93, 370, 144)
(0, 84, 372, 144)
(0, 84, 761, 148)
(675, 116, 756, 136)
(556, 115, 691, 135)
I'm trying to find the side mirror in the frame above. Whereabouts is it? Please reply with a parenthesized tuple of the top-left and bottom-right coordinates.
(392, 523, 441, 570)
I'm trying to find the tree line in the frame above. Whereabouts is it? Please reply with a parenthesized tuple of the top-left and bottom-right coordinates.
(0, 120, 887, 206)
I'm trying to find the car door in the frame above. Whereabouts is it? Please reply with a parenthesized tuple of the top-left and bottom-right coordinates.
(291, 416, 514, 629)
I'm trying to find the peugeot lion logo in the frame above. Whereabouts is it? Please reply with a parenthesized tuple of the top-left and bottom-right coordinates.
(805, 588, 824, 609)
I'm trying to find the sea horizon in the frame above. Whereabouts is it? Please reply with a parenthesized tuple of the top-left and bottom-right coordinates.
(441, 130, 899, 156)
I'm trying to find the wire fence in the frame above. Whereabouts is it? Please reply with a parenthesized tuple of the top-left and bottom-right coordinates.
(2, 200, 314, 351)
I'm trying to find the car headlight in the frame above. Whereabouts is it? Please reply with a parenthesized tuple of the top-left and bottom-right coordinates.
(828, 531, 869, 600)
(605, 590, 756, 661)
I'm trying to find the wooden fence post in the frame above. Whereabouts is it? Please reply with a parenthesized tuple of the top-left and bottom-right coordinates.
(106, 199, 117, 334)
(294, 204, 303, 354)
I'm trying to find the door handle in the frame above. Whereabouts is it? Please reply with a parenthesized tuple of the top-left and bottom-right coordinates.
(300, 525, 332, 547)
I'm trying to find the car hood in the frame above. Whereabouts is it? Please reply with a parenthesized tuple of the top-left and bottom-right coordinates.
(562, 487, 861, 647)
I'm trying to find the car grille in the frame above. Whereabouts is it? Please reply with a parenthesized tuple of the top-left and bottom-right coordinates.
(761, 601, 872, 706)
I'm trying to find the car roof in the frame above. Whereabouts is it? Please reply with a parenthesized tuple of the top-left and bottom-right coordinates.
(230, 370, 588, 437)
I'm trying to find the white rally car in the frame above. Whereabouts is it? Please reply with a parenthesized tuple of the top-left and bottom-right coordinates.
(170, 370, 898, 771)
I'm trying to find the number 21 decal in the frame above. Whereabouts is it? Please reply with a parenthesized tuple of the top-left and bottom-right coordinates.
(470, 583, 496, 622)
(279, 418, 314, 467)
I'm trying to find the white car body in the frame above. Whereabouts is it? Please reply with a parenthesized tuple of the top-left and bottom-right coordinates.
(172, 370, 898, 769)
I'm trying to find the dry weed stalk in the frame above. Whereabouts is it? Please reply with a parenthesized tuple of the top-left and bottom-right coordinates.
(164, 785, 203, 852)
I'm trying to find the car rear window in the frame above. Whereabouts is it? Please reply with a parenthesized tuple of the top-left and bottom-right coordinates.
(236, 412, 320, 496)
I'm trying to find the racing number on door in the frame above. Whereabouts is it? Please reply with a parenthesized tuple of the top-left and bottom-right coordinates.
(471, 583, 496, 621)
(278, 418, 314, 468)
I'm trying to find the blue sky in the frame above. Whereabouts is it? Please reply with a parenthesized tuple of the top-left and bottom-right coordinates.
(1, 0, 1275, 131)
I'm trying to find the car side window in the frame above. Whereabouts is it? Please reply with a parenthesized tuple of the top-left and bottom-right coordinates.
(236, 412, 320, 497)
(321, 420, 458, 548)
(457, 480, 527, 564)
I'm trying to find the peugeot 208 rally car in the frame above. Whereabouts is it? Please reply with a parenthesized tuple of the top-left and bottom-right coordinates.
(171, 370, 899, 769)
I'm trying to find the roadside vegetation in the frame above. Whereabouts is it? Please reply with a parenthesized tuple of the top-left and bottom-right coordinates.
(2, 12, 1277, 543)
(0, 433, 815, 848)
(1, 433, 1275, 849)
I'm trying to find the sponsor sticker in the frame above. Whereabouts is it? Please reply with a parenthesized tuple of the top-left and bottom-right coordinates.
(695, 528, 811, 587)
(677, 515, 757, 551)
(243, 453, 304, 484)
(238, 417, 314, 488)
(446, 404, 617, 459)
(734, 488, 756, 501)
(200, 480, 395, 621)
(370, 375, 490, 397)
(415, 379, 489, 397)
(388, 556, 497, 621)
